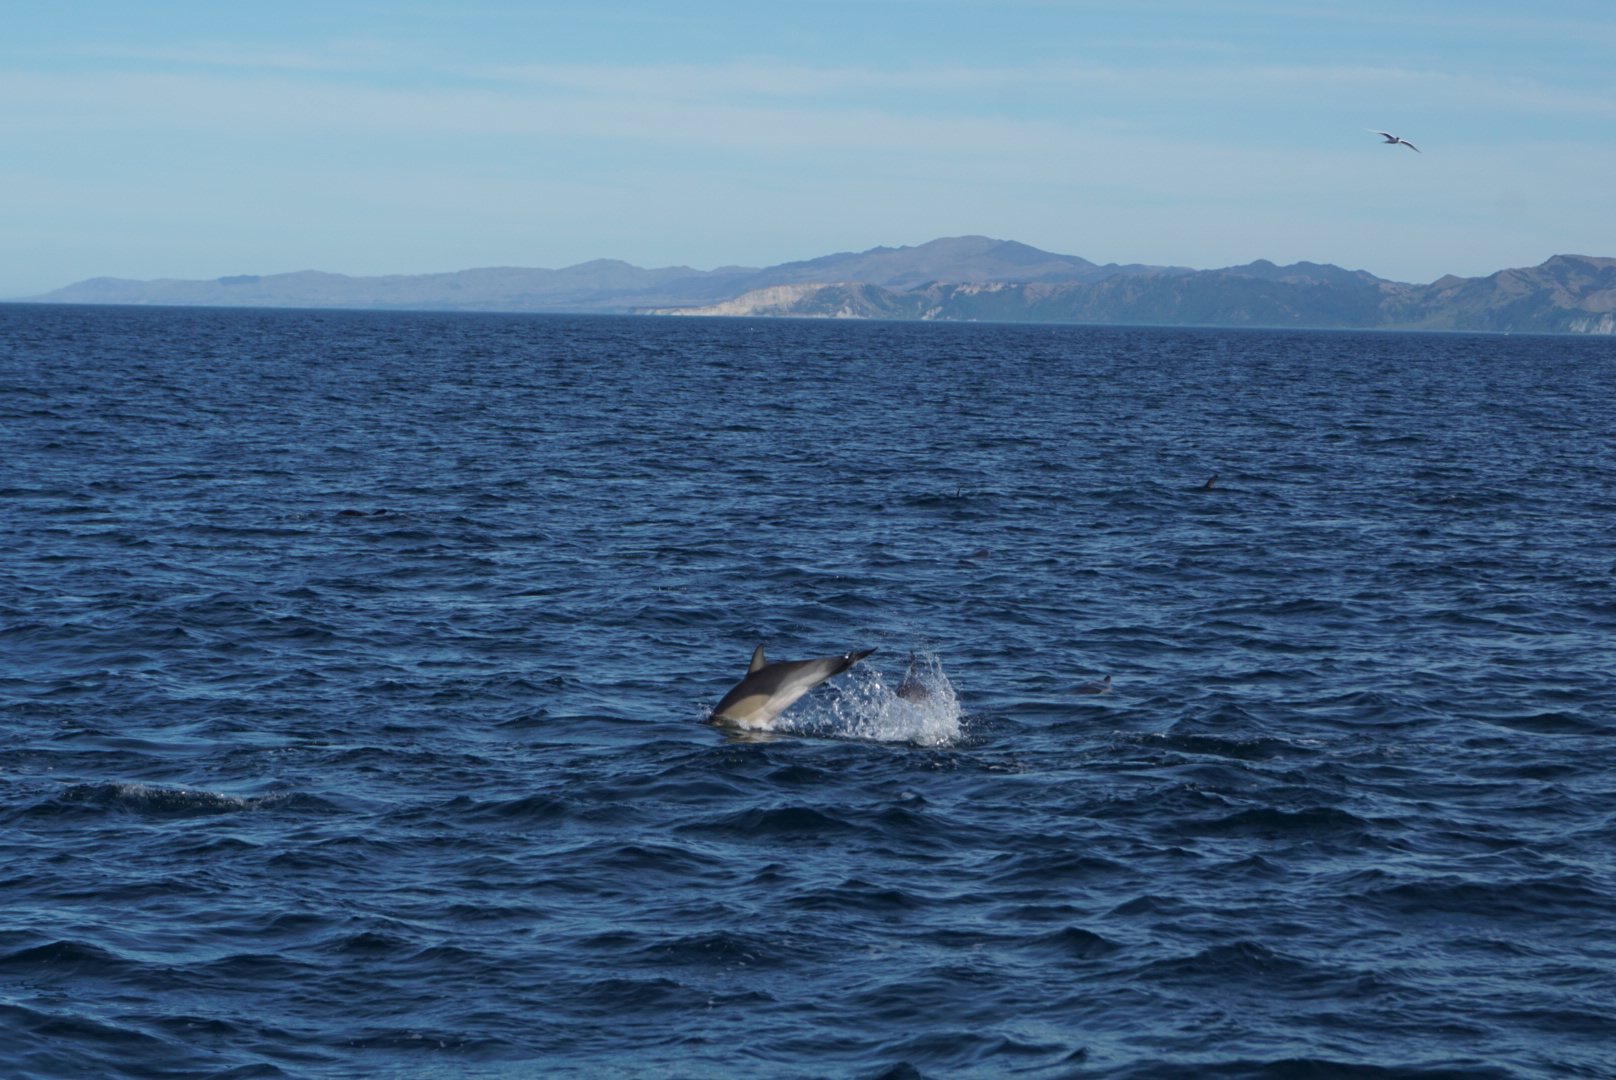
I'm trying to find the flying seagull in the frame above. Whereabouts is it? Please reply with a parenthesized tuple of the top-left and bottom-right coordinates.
(1368, 130, 1420, 153)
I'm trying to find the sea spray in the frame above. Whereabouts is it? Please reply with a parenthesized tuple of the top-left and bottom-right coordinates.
(776, 650, 963, 746)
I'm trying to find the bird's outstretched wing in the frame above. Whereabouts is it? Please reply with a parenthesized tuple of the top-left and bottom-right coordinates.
(1367, 129, 1421, 153)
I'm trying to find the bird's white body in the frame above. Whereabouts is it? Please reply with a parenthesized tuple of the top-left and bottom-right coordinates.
(1369, 130, 1420, 153)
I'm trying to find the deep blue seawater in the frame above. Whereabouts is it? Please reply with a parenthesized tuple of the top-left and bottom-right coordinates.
(3, 303, 1616, 1080)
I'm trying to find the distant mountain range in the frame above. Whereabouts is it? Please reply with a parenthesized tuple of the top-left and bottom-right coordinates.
(18, 236, 1616, 334)
(23, 237, 1188, 314)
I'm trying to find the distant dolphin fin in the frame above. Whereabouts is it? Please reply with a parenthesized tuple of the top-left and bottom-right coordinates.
(749, 644, 768, 673)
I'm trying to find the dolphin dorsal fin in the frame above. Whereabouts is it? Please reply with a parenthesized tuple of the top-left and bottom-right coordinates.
(748, 644, 768, 673)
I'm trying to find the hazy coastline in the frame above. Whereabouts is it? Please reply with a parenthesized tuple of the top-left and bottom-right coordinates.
(17, 237, 1614, 335)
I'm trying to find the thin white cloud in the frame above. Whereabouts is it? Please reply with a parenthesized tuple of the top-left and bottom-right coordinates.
(55, 44, 364, 72)
(3, 66, 1610, 208)
(32, 34, 436, 74)
(481, 59, 1616, 120)
(861, 0, 1616, 43)
(15, 20, 1616, 122)
(6, 56, 1613, 147)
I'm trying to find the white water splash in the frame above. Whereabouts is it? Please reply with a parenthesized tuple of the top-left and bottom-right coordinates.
(775, 651, 963, 746)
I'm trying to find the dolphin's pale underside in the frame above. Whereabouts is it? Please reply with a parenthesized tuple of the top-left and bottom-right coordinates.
(709, 644, 876, 728)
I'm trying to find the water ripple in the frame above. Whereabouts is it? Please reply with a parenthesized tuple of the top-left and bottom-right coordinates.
(2, 305, 1615, 1079)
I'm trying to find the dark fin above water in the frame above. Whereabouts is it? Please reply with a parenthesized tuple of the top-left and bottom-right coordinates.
(749, 644, 768, 673)
(897, 651, 930, 703)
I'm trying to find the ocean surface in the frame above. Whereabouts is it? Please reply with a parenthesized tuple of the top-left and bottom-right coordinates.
(3, 303, 1615, 1080)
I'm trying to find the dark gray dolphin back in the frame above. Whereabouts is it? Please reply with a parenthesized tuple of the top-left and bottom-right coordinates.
(896, 651, 931, 703)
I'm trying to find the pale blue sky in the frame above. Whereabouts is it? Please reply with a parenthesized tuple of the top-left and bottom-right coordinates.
(4, 1, 1614, 295)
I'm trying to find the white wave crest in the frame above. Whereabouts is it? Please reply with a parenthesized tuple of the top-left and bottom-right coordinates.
(776, 651, 962, 746)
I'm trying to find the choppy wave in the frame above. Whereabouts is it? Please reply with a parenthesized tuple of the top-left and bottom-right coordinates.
(30, 782, 314, 818)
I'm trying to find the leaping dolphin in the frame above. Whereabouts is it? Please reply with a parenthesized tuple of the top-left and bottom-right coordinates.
(709, 644, 876, 728)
